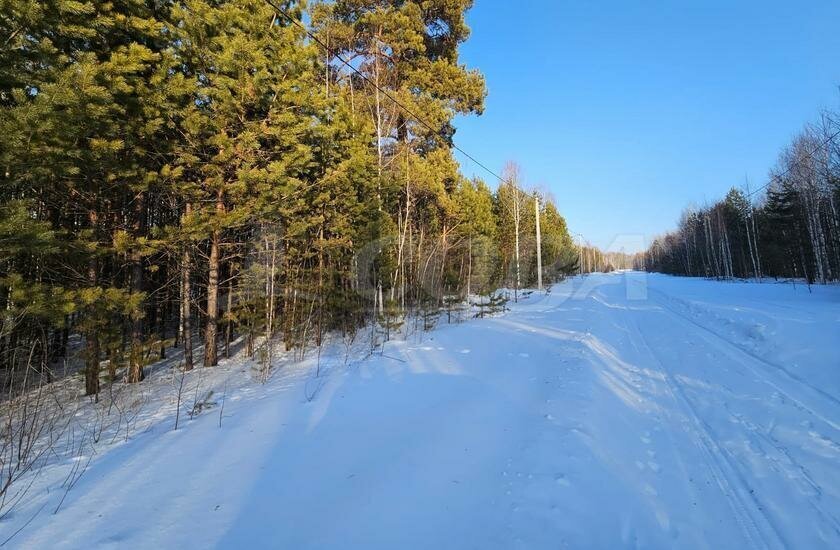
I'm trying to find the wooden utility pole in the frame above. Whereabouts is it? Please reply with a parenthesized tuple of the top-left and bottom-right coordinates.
(535, 196, 543, 291)
(513, 188, 521, 302)
(579, 245, 582, 276)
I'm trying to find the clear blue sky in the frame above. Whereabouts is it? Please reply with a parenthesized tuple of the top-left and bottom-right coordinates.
(452, 0, 840, 252)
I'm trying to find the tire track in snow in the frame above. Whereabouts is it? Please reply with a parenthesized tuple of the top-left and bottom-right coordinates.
(500, 293, 770, 546)
(603, 292, 720, 544)
(648, 287, 840, 423)
(627, 311, 787, 550)
(723, 403, 840, 539)
(641, 292, 840, 541)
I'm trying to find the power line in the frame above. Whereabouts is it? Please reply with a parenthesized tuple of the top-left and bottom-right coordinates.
(261, 0, 508, 185)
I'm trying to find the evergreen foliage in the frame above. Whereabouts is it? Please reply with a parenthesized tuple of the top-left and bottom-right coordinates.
(0, 0, 577, 396)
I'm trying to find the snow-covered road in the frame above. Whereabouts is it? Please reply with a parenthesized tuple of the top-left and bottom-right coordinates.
(8, 273, 840, 549)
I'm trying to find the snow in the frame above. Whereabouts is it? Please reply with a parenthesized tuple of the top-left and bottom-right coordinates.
(3, 272, 839, 548)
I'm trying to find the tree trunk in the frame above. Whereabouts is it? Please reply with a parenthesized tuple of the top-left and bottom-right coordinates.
(128, 191, 146, 384)
(204, 191, 224, 367)
(84, 237, 100, 398)
(158, 277, 167, 360)
(182, 227, 194, 371)
(225, 264, 235, 358)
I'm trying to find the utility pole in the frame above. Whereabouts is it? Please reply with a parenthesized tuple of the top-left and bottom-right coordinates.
(535, 196, 543, 291)
(513, 187, 521, 302)
(573, 233, 583, 277)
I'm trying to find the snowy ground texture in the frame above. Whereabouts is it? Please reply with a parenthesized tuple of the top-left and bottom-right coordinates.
(3, 272, 840, 549)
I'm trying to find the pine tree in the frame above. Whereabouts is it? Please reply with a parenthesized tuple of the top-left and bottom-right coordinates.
(1, 0, 180, 390)
(171, 0, 317, 366)
(313, 0, 487, 316)
(539, 200, 579, 280)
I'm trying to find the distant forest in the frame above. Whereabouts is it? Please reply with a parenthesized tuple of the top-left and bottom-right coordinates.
(639, 110, 840, 285)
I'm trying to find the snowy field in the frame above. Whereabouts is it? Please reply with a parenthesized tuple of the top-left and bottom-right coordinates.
(3, 272, 839, 549)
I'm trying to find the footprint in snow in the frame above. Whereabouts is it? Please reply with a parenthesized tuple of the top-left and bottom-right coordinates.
(518, 352, 530, 358)
(459, 349, 471, 354)
(647, 462, 661, 473)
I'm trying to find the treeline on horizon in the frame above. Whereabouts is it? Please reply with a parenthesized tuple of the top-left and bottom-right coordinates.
(0, 0, 585, 397)
(639, 110, 840, 285)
